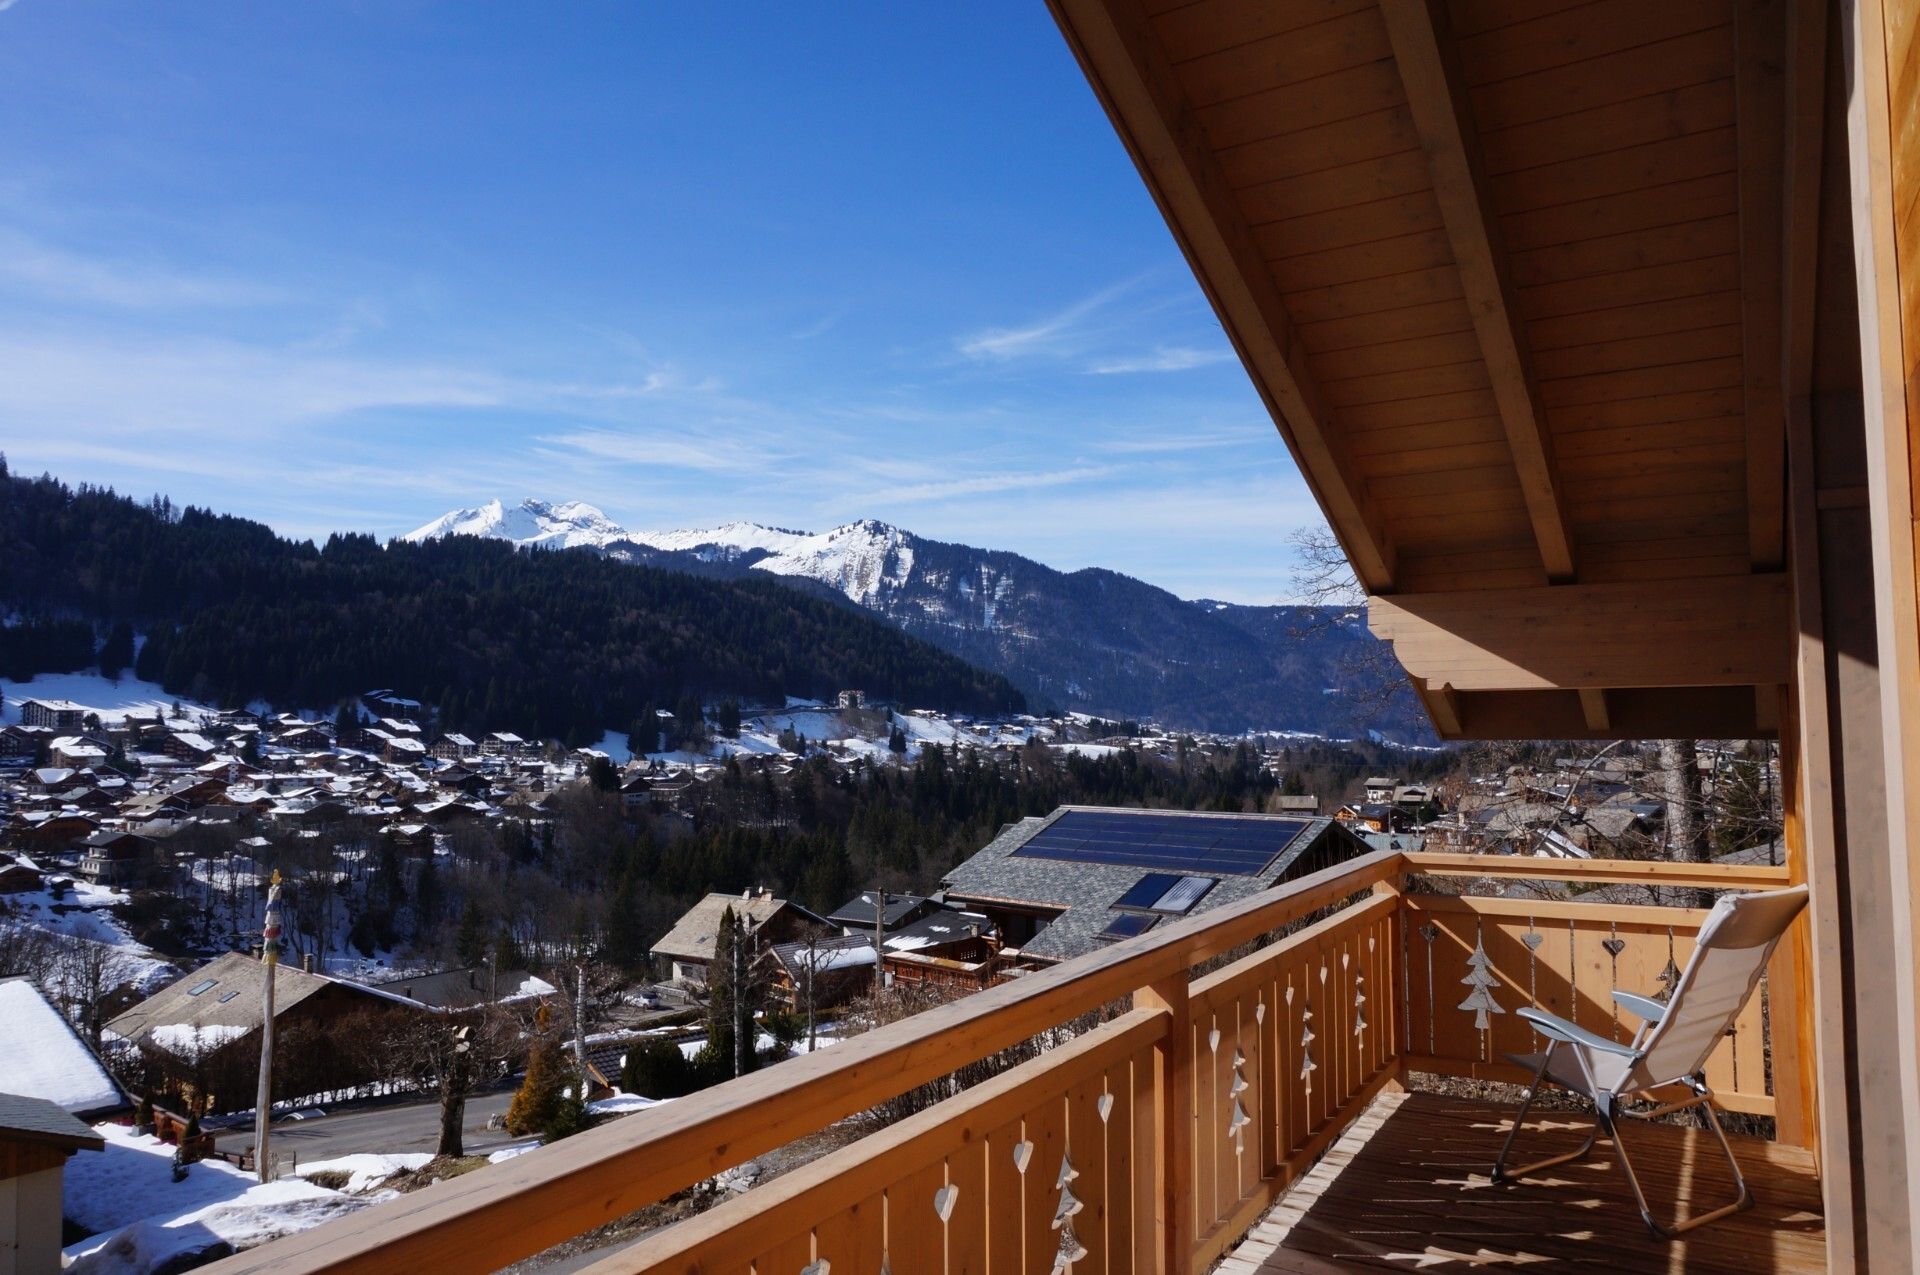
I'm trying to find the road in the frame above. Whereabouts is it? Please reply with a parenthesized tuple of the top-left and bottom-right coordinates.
(213, 1088, 524, 1164)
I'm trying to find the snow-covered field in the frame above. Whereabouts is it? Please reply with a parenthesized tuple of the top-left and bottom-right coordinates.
(64, 1126, 368, 1275)
(2, 878, 179, 991)
(0, 670, 210, 727)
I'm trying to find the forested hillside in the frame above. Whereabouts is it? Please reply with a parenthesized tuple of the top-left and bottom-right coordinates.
(0, 468, 1025, 742)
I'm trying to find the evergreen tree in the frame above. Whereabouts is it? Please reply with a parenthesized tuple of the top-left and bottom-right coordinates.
(97, 620, 135, 680)
(454, 900, 486, 967)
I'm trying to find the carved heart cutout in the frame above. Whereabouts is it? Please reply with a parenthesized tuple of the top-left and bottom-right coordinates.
(1419, 923, 1440, 943)
(1096, 1092, 1114, 1123)
(933, 1183, 959, 1223)
(1602, 938, 1627, 957)
(801, 1262, 831, 1275)
(1207, 1028, 1221, 1052)
(1254, 1001, 1267, 1024)
(1012, 1140, 1033, 1174)
(1521, 931, 1544, 951)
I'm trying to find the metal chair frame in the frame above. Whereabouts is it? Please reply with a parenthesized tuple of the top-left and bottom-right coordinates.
(1489, 1002, 1753, 1239)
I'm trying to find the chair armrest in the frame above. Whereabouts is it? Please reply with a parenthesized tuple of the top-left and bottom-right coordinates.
(1518, 1006, 1642, 1058)
(1612, 991, 1666, 1024)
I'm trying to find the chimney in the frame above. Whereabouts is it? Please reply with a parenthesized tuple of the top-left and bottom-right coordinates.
(301, 952, 316, 974)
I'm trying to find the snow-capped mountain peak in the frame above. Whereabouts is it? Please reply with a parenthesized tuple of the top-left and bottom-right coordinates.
(627, 519, 915, 607)
(404, 498, 630, 550)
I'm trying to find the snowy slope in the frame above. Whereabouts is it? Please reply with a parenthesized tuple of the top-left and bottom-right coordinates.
(402, 498, 629, 551)
(629, 519, 916, 608)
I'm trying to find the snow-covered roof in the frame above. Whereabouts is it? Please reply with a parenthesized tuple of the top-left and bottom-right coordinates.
(0, 976, 126, 1116)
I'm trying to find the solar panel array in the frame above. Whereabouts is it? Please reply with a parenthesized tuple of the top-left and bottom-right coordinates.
(1114, 872, 1183, 910)
(1095, 913, 1158, 942)
(1012, 810, 1314, 877)
(1113, 872, 1217, 915)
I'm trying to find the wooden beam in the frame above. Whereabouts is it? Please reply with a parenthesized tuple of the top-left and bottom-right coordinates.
(1578, 688, 1611, 733)
(1047, 0, 1397, 590)
(1412, 677, 1463, 736)
(1782, 0, 1828, 408)
(1739, 0, 1790, 569)
(1368, 575, 1794, 691)
(1431, 686, 1779, 741)
(1377, 0, 1575, 583)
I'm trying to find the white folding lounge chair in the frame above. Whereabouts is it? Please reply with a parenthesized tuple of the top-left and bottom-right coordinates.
(1490, 882, 1809, 1238)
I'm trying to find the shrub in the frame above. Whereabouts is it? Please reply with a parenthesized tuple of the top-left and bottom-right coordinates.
(505, 1035, 566, 1136)
(619, 1038, 698, 1099)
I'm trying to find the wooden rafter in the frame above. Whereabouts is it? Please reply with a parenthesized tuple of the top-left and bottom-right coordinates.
(1047, 0, 1397, 591)
(1368, 576, 1794, 693)
(1377, 0, 1575, 584)
(1738, 0, 1789, 569)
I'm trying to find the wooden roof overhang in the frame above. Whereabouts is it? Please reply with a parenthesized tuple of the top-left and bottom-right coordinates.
(1049, 0, 1808, 739)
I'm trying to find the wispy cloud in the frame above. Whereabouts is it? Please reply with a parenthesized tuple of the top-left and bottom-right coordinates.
(0, 230, 283, 310)
(1098, 427, 1251, 455)
(536, 427, 793, 477)
(955, 276, 1142, 361)
(866, 463, 1115, 505)
(1087, 345, 1234, 375)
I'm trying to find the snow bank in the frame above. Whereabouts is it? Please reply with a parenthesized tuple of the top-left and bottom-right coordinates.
(486, 1141, 541, 1164)
(64, 1125, 364, 1274)
(585, 1093, 661, 1116)
(289, 1153, 431, 1194)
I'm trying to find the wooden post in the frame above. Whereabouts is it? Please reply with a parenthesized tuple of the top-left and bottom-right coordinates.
(1134, 974, 1192, 1275)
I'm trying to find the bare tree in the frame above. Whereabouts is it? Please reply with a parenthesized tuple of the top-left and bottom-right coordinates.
(355, 1006, 522, 1158)
(1286, 524, 1414, 728)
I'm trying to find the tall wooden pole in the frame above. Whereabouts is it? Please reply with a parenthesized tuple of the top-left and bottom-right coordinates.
(254, 869, 283, 1183)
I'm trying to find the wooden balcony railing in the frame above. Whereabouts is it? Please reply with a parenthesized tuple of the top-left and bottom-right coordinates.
(205, 850, 1798, 1275)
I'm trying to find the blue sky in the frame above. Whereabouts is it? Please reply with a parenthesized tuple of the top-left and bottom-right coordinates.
(0, 2, 1323, 602)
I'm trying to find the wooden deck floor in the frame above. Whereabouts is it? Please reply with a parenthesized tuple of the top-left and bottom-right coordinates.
(1216, 1091, 1826, 1274)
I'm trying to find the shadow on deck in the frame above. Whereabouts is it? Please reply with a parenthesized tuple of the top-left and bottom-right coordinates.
(1218, 1091, 1825, 1274)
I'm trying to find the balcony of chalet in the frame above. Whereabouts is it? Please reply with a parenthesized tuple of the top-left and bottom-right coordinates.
(205, 851, 1819, 1275)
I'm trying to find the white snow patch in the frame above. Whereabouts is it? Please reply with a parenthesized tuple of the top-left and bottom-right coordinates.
(289, 1153, 432, 1194)
(0, 977, 123, 1113)
(64, 1125, 365, 1273)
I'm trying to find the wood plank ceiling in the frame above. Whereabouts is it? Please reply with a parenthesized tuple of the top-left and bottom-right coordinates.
(1050, 0, 1792, 738)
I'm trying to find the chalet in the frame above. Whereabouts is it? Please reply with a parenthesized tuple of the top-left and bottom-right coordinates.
(1270, 794, 1319, 815)
(484, 731, 528, 757)
(77, 829, 158, 885)
(941, 807, 1371, 964)
(650, 888, 829, 986)
(0, 856, 44, 894)
(765, 933, 877, 1010)
(18, 699, 85, 731)
(824, 890, 941, 936)
(10, 811, 99, 855)
(104, 951, 419, 1114)
(47, 735, 109, 769)
(0, 724, 43, 763)
(275, 724, 331, 751)
(163, 730, 219, 764)
(881, 906, 1003, 991)
(432, 733, 477, 760)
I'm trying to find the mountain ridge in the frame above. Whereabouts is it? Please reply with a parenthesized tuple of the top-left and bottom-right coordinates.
(405, 499, 1424, 739)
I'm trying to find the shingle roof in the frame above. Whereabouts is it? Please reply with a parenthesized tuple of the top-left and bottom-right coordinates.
(0, 1092, 105, 1151)
(103, 951, 342, 1048)
(650, 892, 809, 963)
(825, 890, 929, 930)
(941, 808, 1365, 963)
